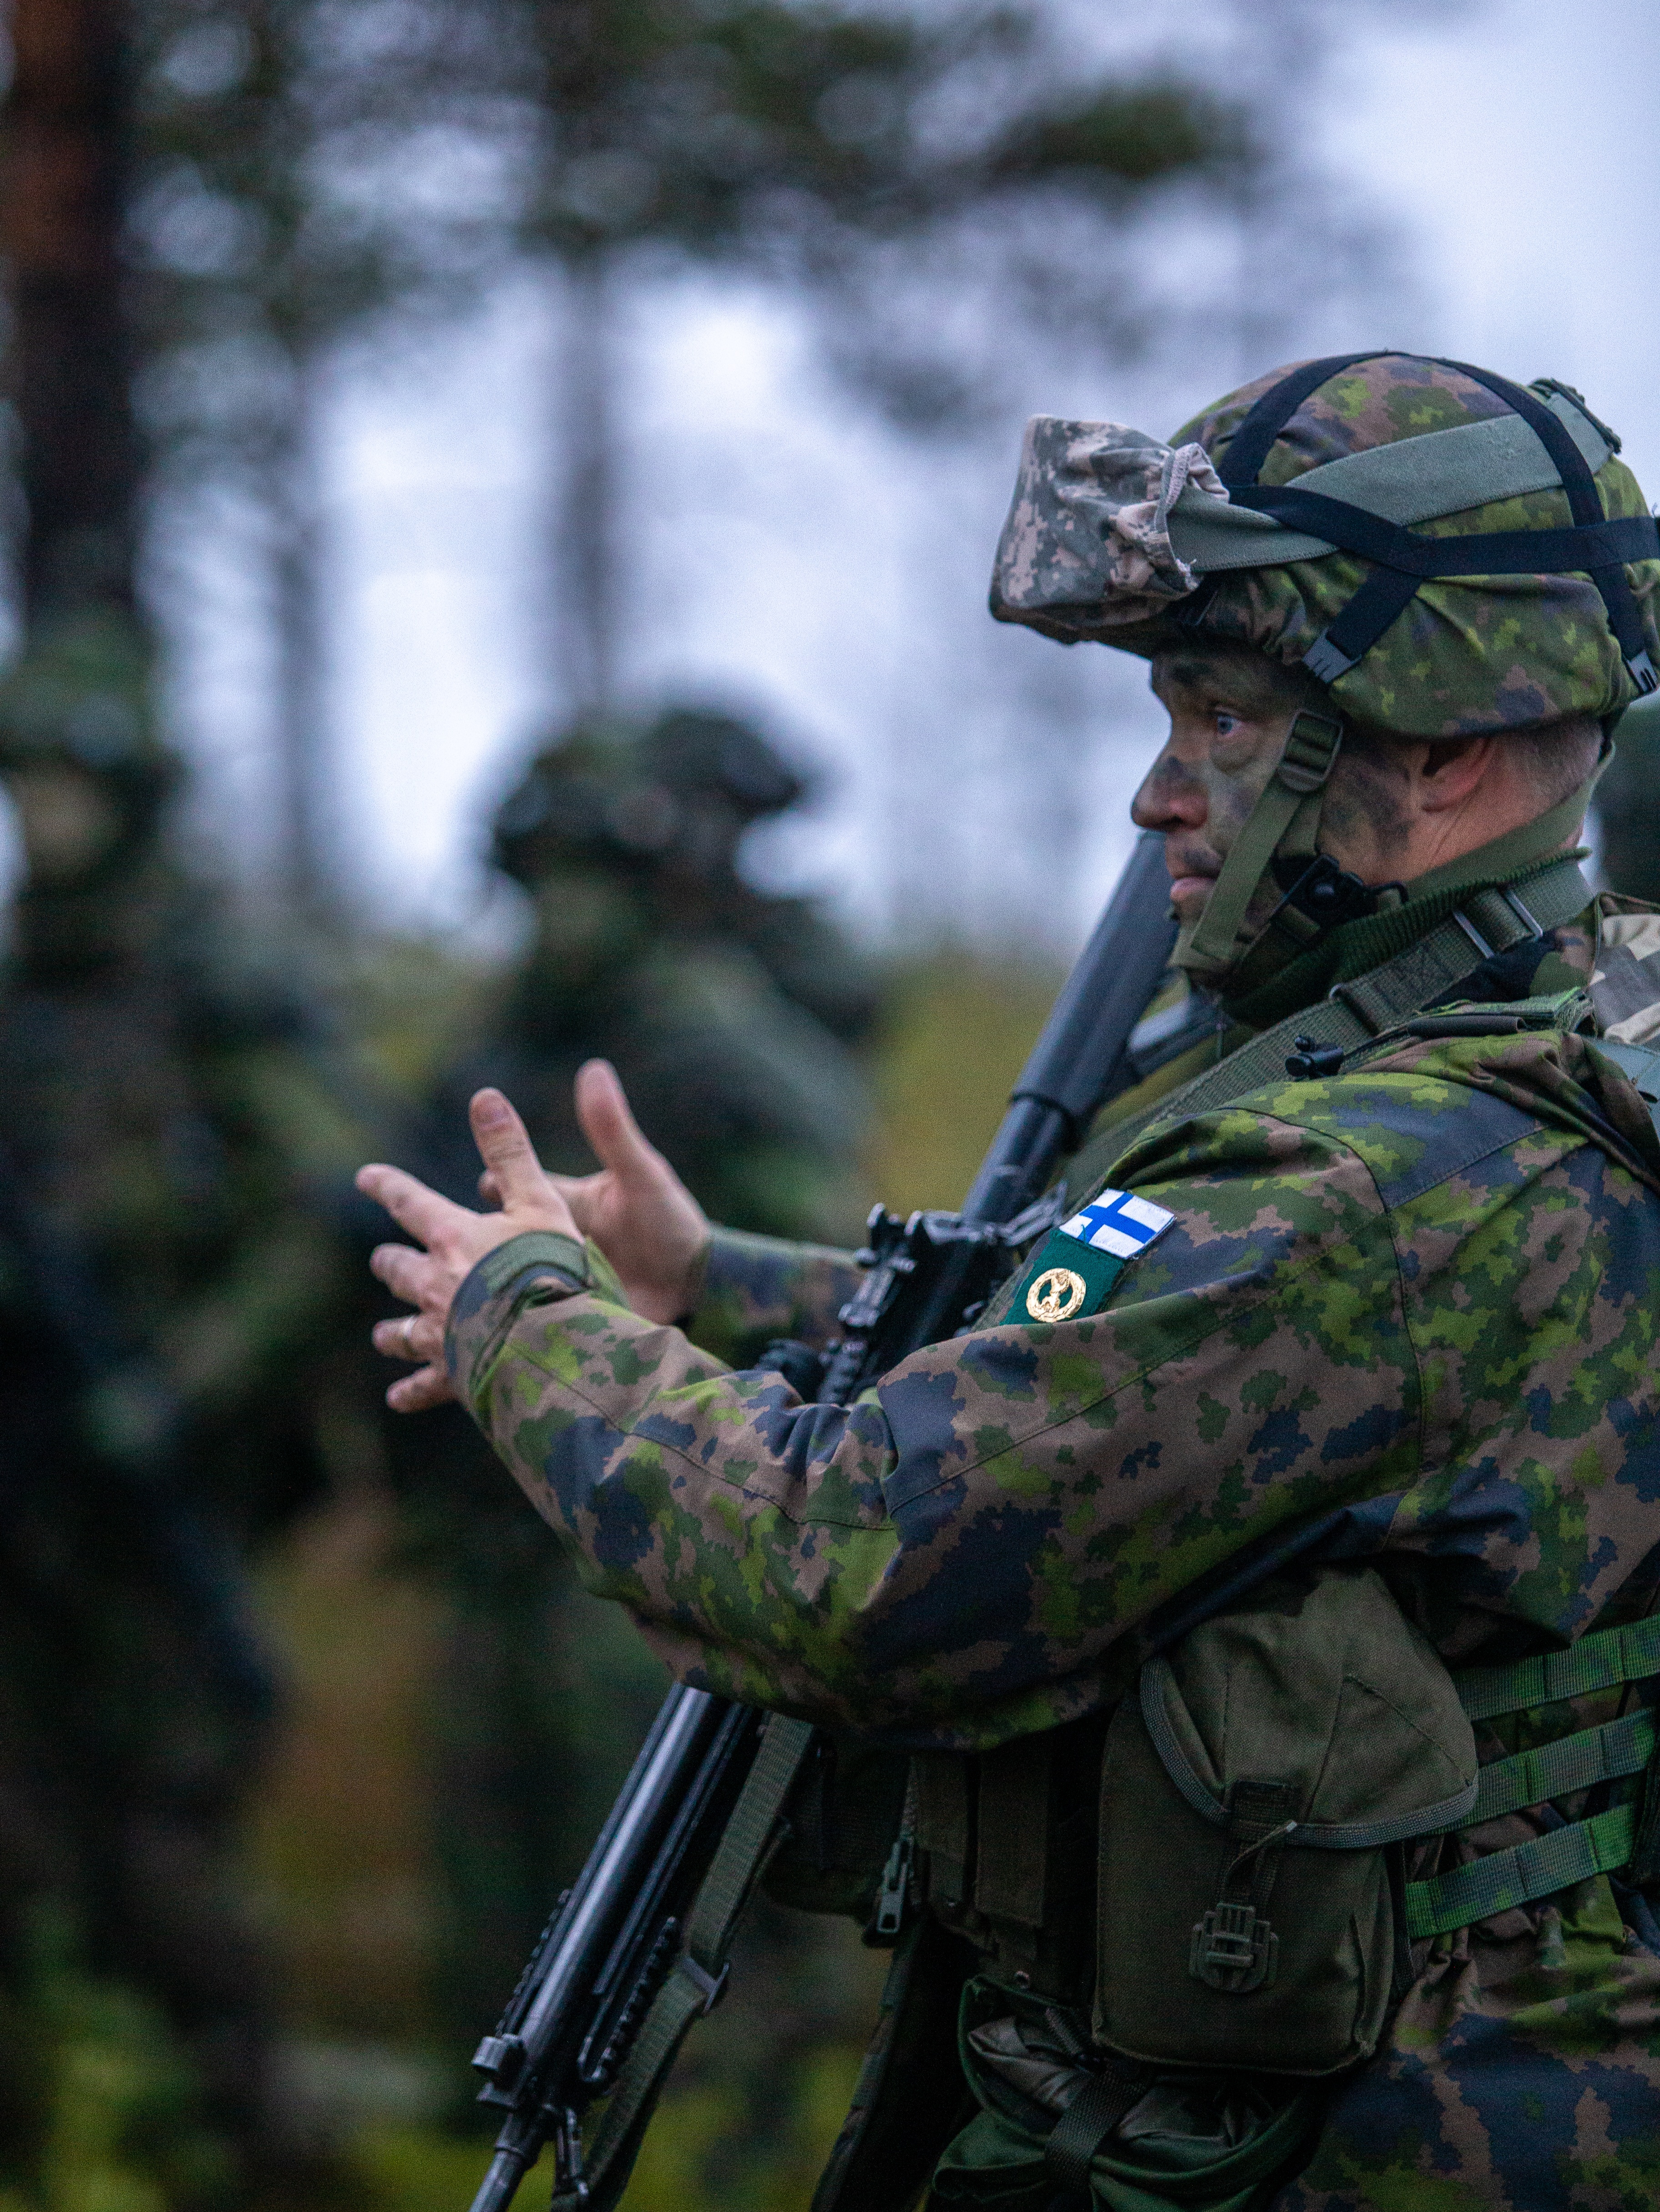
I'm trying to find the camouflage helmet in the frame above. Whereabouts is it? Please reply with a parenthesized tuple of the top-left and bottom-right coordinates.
(641, 708, 805, 822)
(990, 351, 1660, 734)
(491, 724, 678, 889)
(0, 610, 181, 886)
(988, 352, 1660, 983)
(493, 707, 806, 891)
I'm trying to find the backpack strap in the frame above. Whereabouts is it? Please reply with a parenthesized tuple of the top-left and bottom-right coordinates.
(1081, 851, 1592, 1178)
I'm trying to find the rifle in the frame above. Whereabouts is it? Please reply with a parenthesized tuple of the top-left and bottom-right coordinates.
(464, 831, 1179, 2212)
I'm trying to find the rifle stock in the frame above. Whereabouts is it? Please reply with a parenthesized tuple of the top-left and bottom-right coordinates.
(464, 833, 1177, 2210)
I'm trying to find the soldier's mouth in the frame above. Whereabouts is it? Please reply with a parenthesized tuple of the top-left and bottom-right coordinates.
(1169, 872, 1216, 902)
(1165, 854, 1219, 911)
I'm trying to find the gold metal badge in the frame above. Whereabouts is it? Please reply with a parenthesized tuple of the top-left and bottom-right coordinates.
(1026, 1266, 1087, 1323)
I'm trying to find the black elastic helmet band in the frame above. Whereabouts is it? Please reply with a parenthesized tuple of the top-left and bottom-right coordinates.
(1213, 352, 1389, 491)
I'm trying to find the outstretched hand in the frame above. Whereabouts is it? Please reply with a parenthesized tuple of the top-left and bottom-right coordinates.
(357, 1064, 708, 1415)
(500, 1060, 708, 1324)
(359, 1087, 580, 1412)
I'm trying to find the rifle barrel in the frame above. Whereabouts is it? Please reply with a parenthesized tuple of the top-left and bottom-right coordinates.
(961, 831, 1174, 1223)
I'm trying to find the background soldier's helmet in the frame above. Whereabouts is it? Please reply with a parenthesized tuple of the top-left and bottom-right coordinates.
(991, 350, 1660, 737)
(492, 707, 807, 890)
(0, 607, 173, 777)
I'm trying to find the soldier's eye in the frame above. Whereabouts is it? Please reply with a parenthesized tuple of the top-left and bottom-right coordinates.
(1215, 711, 1242, 739)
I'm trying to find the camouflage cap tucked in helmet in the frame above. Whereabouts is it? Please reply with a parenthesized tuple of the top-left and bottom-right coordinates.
(990, 353, 1660, 738)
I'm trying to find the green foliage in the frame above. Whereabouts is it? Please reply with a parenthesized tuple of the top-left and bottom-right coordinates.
(524, 0, 1253, 254)
(870, 948, 1061, 1211)
(0, 1913, 232, 2212)
(123, 0, 1260, 461)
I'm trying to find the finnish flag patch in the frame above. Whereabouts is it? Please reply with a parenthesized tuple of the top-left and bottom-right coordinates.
(1006, 1186, 1175, 1326)
(1059, 1190, 1175, 1259)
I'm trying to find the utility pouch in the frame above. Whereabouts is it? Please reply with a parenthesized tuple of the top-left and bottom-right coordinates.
(763, 1734, 912, 1923)
(1096, 1565, 1478, 2078)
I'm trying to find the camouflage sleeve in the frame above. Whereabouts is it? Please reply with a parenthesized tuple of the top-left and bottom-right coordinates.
(681, 1225, 864, 1366)
(449, 1109, 1419, 1747)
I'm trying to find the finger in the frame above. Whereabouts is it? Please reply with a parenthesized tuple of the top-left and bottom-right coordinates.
(358, 1163, 471, 1251)
(373, 1313, 445, 1363)
(370, 1241, 451, 1311)
(468, 1090, 549, 1210)
(575, 1060, 666, 1187)
(477, 1169, 502, 1208)
(386, 1362, 457, 1414)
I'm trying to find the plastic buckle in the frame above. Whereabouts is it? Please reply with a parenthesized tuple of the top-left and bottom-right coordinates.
(678, 1954, 730, 2017)
(1276, 710, 1345, 794)
(1302, 632, 1358, 684)
(1627, 649, 1659, 697)
(1501, 885, 1545, 938)
(1285, 1036, 1345, 1080)
(1189, 1902, 1278, 1993)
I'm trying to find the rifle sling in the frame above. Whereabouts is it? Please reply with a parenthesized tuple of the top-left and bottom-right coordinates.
(1079, 853, 1592, 1179)
(554, 1714, 817, 2212)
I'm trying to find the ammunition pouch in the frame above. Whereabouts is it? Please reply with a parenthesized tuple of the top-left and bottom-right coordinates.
(1096, 1566, 1478, 2077)
(762, 1732, 911, 1923)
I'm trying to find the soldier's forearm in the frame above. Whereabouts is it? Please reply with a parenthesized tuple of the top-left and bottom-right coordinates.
(680, 1225, 864, 1366)
(446, 1121, 1418, 1743)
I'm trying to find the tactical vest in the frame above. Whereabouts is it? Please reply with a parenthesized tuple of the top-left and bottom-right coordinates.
(799, 863, 1660, 2212)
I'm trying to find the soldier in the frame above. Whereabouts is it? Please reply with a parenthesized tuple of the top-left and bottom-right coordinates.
(442, 708, 874, 1244)
(0, 607, 381, 2197)
(360, 354, 1660, 2209)
(390, 707, 876, 2058)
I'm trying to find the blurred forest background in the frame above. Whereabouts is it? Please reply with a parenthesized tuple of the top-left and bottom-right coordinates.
(0, 0, 1651, 2207)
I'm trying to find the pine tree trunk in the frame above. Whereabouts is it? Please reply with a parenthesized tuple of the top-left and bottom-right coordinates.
(272, 354, 334, 920)
(0, 0, 141, 622)
(557, 252, 617, 711)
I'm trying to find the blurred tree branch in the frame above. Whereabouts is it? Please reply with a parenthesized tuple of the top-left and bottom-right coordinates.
(513, 0, 1259, 707)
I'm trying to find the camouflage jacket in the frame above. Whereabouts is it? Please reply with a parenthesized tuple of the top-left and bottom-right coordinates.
(449, 953, 1660, 1755)
(449, 896, 1660, 2209)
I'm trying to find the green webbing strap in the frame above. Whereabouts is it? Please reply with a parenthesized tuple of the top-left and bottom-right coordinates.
(1454, 1611, 1660, 1721)
(555, 1715, 816, 2212)
(1098, 850, 1592, 1167)
(1400, 1613, 1660, 1940)
(1460, 1709, 1655, 1827)
(1404, 1802, 1636, 1940)
(1181, 712, 1344, 972)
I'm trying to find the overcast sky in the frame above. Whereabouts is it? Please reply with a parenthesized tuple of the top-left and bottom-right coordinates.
(158, 0, 1660, 953)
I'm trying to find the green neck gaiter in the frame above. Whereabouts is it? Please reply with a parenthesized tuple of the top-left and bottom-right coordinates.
(1222, 795, 1595, 1033)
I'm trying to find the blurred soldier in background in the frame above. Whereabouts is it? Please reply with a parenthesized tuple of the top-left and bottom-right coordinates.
(0, 608, 385, 2202)
(453, 705, 878, 1237)
(388, 705, 879, 2075)
(1594, 692, 1660, 902)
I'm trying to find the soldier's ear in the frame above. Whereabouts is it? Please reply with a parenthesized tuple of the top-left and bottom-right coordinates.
(1414, 735, 1499, 815)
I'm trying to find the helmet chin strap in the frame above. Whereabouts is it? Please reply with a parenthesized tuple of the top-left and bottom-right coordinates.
(1175, 711, 1346, 979)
